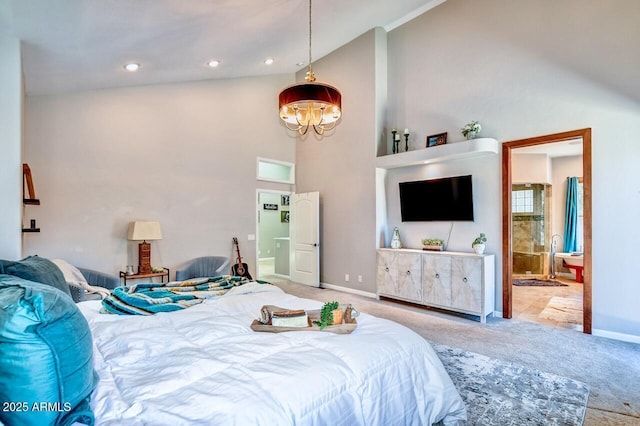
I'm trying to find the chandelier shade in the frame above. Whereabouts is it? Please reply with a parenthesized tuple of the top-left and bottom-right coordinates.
(279, 81, 342, 135)
(278, 0, 342, 136)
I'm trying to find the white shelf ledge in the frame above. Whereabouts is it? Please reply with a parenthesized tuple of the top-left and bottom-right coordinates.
(375, 138, 499, 169)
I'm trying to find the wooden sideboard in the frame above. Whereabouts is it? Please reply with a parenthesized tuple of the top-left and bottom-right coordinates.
(376, 248, 495, 323)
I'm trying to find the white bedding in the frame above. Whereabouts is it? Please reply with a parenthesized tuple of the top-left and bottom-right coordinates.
(78, 283, 466, 425)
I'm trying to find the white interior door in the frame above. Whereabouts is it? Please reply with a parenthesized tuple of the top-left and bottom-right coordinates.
(290, 192, 319, 287)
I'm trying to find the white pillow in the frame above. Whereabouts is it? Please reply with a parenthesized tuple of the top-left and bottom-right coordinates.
(52, 259, 111, 300)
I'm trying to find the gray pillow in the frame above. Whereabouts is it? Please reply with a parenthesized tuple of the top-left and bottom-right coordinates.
(0, 255, 72, 298)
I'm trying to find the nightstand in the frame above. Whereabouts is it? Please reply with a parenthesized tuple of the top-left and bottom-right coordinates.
(120, 268, 170, 286)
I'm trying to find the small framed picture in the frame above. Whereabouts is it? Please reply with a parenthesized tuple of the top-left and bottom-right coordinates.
(281, 210, 290, 223)
(281, 194, 290, 206)
(264, 203, 278, 211)
(426, 132, 447, 147)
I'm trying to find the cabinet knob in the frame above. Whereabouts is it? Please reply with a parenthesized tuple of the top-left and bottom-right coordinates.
(463, 277, 468, 283)
(435, 273, 440, 279)
(406, 270, 411, 275)
(385, 267, 389, 272)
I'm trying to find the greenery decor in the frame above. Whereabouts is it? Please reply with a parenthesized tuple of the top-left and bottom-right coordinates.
(422, 238, 444, 247)
(472, 233, 487, 247)
(314, 301, 340, 330)
(461, 121, 482, 139)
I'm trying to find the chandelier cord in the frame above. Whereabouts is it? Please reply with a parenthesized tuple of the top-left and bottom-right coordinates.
(306, 0, 315, 82)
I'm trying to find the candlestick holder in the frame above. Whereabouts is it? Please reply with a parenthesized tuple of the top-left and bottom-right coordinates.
(404, 133, 409, 151)
(391, 129, 397, 154)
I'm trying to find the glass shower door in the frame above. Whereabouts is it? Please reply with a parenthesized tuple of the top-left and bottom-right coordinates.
(512, 184, 550, 276)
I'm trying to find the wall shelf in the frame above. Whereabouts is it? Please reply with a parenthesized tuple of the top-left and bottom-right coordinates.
(375, 138, 499, 169)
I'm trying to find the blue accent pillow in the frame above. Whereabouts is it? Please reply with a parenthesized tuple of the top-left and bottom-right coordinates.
(0, 255, 72, 299)
(0, 275, 97, 426)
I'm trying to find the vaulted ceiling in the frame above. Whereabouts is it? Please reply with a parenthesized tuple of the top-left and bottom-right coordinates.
(1, 0, 444, 95)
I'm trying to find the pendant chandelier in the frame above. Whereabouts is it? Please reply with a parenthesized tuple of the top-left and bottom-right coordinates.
(278, 0, 342, 136)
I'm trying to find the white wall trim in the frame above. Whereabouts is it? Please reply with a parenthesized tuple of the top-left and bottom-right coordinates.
(320, 282, 378, 299)
(593, 329, 640, 345)
(384, 0, 447, 31)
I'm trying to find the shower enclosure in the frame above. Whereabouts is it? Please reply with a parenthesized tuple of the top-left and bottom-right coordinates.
(512, 183, 551, 277)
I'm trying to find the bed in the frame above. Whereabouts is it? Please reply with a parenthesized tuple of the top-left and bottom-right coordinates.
(78, 282, 466, 425)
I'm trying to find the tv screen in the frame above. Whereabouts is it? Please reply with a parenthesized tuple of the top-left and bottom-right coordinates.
(399, 175, 474, 221)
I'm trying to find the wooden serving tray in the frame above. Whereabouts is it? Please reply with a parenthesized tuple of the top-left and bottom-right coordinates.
(251, 307, 357, 334)
(250, 319, 357, 334)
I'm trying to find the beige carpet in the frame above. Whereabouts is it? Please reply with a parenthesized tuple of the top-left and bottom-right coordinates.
(539, 296, 583, 324)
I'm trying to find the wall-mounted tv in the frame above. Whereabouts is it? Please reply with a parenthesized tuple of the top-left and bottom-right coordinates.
(399, 175, 474, 221)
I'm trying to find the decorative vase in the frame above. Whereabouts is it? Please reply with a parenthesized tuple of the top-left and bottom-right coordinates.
(390, 227, 402, 249)
(472, 243, 485, 255)
(466, 131, 477, 140)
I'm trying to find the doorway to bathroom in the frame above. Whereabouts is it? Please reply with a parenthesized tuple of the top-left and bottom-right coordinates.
(256, 190, 291, 281)
(502, 129, 592, 334)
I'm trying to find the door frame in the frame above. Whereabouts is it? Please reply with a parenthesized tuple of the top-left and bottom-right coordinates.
(502, 128, 592, 334)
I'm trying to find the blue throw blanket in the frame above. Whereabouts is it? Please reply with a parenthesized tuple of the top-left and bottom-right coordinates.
(102, 275, 265, 316)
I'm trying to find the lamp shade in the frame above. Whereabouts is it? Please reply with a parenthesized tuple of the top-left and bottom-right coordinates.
(127, 221, 162, 241)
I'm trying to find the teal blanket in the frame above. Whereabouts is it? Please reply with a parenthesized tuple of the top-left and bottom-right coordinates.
(102, 275, 264, 316)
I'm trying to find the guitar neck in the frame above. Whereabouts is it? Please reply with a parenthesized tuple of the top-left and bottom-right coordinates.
(234, 242, 243, 263)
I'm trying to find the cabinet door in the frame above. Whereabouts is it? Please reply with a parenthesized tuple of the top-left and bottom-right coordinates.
(395, 253, 422, 302)
(377, 251, 399, 296)
(423, 255, 452, 307)
(376, 251, 422, 302)
(450, 257, 483, 312)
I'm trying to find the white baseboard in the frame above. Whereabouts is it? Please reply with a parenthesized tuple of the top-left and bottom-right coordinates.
(320, 282, 378, 299)
(593, 328, 640, 344)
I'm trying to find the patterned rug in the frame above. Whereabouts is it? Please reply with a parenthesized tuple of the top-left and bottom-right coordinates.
(432, 343, 589, 425)
(539, 297, 583, 325)
(513, 279, 568, 287)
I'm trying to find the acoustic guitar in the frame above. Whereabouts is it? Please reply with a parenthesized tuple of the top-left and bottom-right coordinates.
(232, 237, 253, 280)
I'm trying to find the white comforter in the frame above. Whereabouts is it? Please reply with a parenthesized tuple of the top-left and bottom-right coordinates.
(78, 283, 466, 425)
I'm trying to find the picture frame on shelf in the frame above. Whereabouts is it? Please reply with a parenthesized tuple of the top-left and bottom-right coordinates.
(426, 132, 447, 147)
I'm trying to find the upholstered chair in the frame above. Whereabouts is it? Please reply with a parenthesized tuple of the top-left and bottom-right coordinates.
(70, 267, 120, 302)
(175, 256, 231, 281)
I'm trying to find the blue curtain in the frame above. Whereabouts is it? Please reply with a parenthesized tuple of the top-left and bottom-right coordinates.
(563, 177, 578, 252)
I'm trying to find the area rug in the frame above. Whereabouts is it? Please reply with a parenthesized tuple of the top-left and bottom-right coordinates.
(432, 343, 589, 425)
(513, 279, 568, 286)
(539, 297, 583, 325)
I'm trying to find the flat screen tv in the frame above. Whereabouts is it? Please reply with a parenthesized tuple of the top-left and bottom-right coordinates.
(399, 175, 474, 221)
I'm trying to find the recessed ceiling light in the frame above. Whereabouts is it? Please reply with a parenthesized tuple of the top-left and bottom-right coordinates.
(208, 59, 221, 68)
(124, 63, 140, 72)
(264, 58, 274, 65)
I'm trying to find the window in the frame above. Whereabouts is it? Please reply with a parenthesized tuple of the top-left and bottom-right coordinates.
(256, 158, 295, 184)
(512, 189, 534, 213)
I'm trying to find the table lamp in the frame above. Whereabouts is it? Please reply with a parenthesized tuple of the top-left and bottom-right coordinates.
(127, 221, 162, 274)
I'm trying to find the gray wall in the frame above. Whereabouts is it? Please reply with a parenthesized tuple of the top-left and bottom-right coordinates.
(23, 74, 295, 278)
(384, 0, 640, 338)
(0, 36, 23, 260)
(295, 28, 385, 294)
